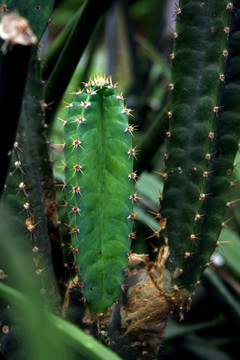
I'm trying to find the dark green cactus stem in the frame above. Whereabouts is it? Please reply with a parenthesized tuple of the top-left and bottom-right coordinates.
(0, 12, 36, 195)
(63, 75, 135, 313)
(5, 0, 55, 43)
(3, 57, 61, 309)
(159, 0, 240, 306)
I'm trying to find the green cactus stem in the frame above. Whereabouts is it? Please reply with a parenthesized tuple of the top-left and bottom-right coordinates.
(156, 0, 240, 309)
(62, 75, 135, 313)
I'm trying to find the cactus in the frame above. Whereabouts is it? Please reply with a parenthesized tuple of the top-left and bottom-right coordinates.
(109, 2, 240, 353)
(2, 1, 240, 359)
(62, 75, 135, 313)
(0, 4, 63, 306)
(155, 1, 240, 310)
(3, 0, 55, 42)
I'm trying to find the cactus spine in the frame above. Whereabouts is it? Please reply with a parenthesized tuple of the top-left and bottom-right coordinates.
(62, 75, 135, 313)
(157, 0, 240, 306)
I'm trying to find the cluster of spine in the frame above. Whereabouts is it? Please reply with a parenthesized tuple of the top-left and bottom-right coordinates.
(156, 0, 240, 309)
(61, 75, 137, 314)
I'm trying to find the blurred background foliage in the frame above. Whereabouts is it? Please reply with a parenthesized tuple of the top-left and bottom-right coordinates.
(1, 0, 240, 359)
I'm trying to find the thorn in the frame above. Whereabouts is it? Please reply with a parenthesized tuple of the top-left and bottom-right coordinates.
(23, 201, 31, 212)
(199, 192, 211, 200)
(128, 171, 138, 182)
(208, 131, 214, 140)
(226, 3, 234, 11)
(40, 100, 54, 112)
(226, 198, 240, 208)
(18, 181, 27, 195)
(13, 160, 24, 174)
(129, 192, 141, 203)
(71, 115, 86, 126)
(222, 50, 229, 58)
(128, 232, 136, 240)
(57, 117, 67, 128)
(69, 245, 79, 254)
(219, 74, 226, 82)
(174, 2, 182, 15)
(195, 279, 204, 287)
(147, 210, 162, 220)
(194, 213, 205, 221)
(154, 170, 168, 181)
(56, 181, 66, 191)
(188, 233, 200, 244)
(230, 179, 239, 188)
(146, 224, 160, 239)
(184, 251, 195, 259)
(70, 138, 83, 151)
(165, 109, 173, 118)
(166, 130, 171, 139)
(79, 101, 91, 108)
(72, 164, 84, 174)
(90, 75, 111, 88)
(57, 161, 66, 172)
(63, 101, 73, 109)
(127, 146, 139, 160)
(71, 88, 82, 95)
(70, 185, 82, 197)
(13, 139, 23, 152)
(55, 139, 65, 151)
(203, 170, 213, 178)
(116, 92, 125, 100)
(204, 152, 215, 161)
(168, 24, 178, 39)
(164, 78, 174, 90)
(172, 284, 180, 292)
(122, 108, 134, 116)
(66, 224, 80, 239)
(86, 88, 97, 95)
(59, 200, 68, 209)
(216, 239, 235, 247)
(25, 211, 39, 234)
(213, 106, 223, 114)
(69, 205, 81, 218)
(125, 124, 138, 136)
(223, 26, 230, 34)
(127, 212, 137, 223)
(47, 18, 56, 26)
(149, 242, 158, 253)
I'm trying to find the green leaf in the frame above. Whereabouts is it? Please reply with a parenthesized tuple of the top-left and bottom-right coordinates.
(217, 228, 240, 278)
(204, 267, 240, 317)
(0, 282, 122, 360)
